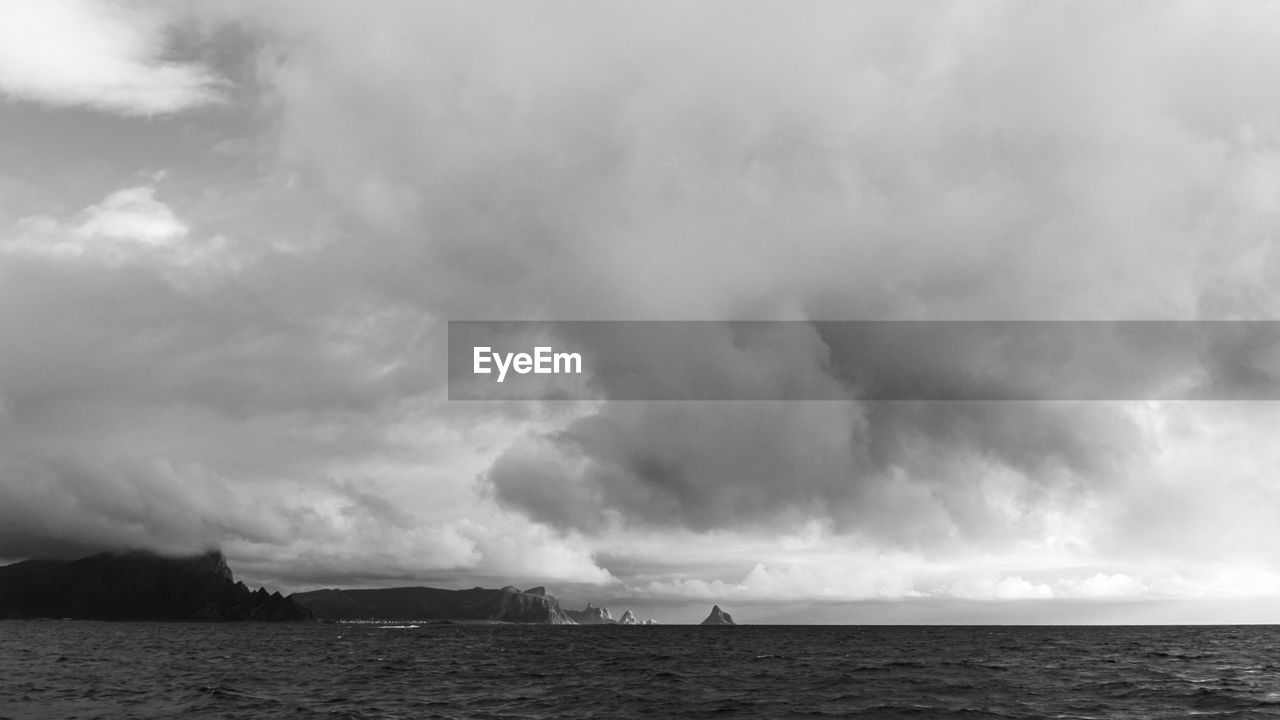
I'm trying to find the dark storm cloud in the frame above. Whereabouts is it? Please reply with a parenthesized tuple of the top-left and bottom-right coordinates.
(6, 0, 1280, 608)
(487, 400, 1138, 547)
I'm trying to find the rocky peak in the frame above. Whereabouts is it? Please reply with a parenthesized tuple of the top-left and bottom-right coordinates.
(700, 604, 737, 625)
(194, 550, 234, 582)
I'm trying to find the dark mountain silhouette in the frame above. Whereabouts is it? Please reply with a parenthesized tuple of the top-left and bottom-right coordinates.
(700, 604, 737, 625)
(292, 585, 573, 623)
(0, 550, 312, 621)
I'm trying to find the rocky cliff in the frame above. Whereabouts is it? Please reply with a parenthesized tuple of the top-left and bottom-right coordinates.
(0, 550, 312, 621)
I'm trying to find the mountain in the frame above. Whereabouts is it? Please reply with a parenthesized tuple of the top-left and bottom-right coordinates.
(700, 605, 737, 625)
(0, 550, 312, 621)
(292, 585, 573, 623)
(564, 602, 614, 624)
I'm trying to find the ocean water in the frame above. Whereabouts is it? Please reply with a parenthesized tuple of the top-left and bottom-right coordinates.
(3, 623, 1280, 719)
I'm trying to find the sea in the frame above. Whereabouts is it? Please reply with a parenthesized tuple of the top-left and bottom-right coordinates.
(3, 622, 1280, 719)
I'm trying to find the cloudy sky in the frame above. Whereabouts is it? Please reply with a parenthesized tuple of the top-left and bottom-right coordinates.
(3, 0, 1280, 623)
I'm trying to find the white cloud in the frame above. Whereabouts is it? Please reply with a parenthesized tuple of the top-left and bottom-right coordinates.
(0, 0, 222, 115)
(464, 521, 616, 586)
(76, 186, 189, 246)
(1057, 573, 1148, 599)
(997, 576, 1053, 600)
(637, 549, 930, 602)
(631, 560, 1280, 607)
(934, 576, 1048, 601)
(1, 184, 249, 281)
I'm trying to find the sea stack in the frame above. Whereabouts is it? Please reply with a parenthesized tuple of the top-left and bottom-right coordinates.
(700, 604, 737, 625)
(564, 602, 614, 624)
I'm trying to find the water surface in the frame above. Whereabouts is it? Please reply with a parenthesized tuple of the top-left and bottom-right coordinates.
(4, 622, 1280, 719)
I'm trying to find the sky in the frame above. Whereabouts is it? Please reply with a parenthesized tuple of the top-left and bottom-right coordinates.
(2, 0, 1280, 624)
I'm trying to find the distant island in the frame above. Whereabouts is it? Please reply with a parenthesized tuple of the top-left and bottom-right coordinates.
(291, 587, 663, 625)
(292, 585, 574, 623)
(563, 602, 659, 625)
(0, 550, 733, 625)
